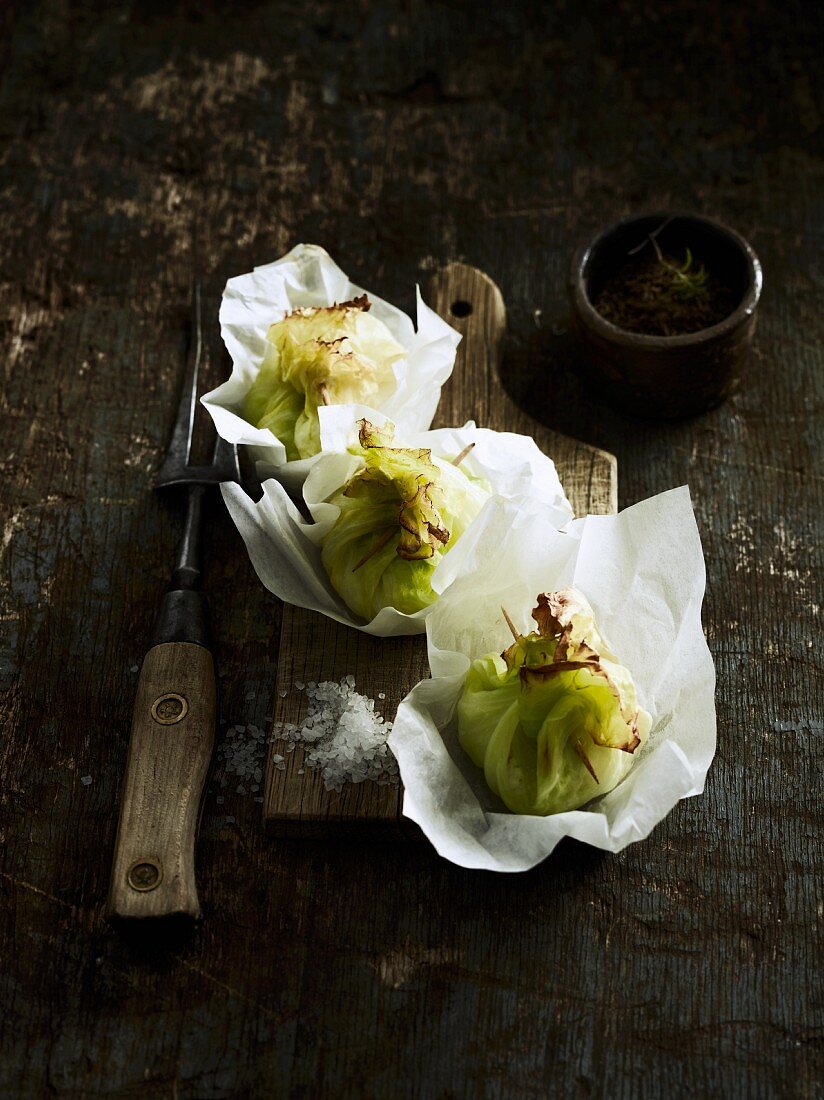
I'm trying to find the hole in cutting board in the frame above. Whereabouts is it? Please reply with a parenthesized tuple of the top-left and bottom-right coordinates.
(450, 299, 473, 317)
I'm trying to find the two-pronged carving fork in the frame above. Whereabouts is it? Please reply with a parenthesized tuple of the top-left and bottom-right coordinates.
(108, 284, 240, 919)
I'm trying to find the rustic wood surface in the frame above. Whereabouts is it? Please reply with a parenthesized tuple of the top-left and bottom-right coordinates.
(0, 2, 821, 1097)
(265, 262, 616, 834)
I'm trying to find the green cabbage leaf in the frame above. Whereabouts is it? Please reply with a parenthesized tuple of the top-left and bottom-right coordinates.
(243, 297, 405, 460)
(458, 589, 651, 815)
(321, 421, 489, 621)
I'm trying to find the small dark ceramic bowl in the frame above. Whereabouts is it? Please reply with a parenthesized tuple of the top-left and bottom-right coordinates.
(568, 212, 762, 418)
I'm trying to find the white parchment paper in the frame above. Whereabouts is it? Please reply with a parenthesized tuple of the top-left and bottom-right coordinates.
(201, 243, 461, 494)
(388, 486, 716, 870)
(221, 406, 573, 637)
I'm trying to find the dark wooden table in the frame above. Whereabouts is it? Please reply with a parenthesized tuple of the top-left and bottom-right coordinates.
(1, 2, 821, 1096)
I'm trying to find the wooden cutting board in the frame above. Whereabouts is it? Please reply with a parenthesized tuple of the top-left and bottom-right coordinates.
(263, 263, 617, 837)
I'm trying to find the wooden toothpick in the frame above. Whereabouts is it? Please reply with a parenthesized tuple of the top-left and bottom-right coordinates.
(501, 606, 523, 642)
(451, 442, 476, 467)
(351, 528, 395, 572)
(574, 738, 599, 783)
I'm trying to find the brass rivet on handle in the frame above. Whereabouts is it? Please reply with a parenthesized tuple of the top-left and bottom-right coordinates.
(127, 859, 162, 892)
(151, 692, 188, 725)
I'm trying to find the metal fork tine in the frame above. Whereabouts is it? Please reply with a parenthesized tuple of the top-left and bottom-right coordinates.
(211, 433, 241, 483)
(157, 281, 203, 484)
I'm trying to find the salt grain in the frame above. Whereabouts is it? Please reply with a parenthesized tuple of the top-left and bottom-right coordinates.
(217, 721, 268, 796)
(216, 679, 398, 799)
(80, 775, 92, 786)
(272, 677, 398, 793)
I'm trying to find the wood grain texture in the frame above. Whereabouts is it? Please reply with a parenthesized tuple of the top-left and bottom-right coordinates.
(264, 262, 616, 834)
(108, 642, 215, 919)
(0, 2, 821, 1097)
(428, 262, 618, 514)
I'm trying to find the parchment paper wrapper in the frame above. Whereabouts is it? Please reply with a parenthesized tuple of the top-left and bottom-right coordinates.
(221, 406, 573, 636)
(201, 243, 461, 494)
(388, 486, 716, 870)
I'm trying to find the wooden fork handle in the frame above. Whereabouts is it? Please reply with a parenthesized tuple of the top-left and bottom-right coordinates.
(107, 641, 215, 919)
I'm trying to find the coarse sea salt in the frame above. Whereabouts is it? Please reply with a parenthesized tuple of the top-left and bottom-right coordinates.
(218, 722, 267, 788)
(272, 677, 398, 793)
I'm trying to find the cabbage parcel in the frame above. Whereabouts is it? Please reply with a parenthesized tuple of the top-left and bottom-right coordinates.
(243, 296, 405, 460)
(321, 420, 489, 622)
(458, 589, 652, 816)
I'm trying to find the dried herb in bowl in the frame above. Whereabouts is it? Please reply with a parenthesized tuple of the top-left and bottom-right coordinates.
(568, 211, 762, 417)
(593, 241, 737, 336)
